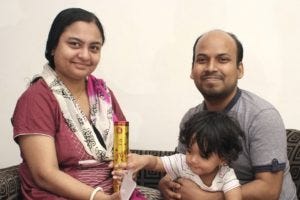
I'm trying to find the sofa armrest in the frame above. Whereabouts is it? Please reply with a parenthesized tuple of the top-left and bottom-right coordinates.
(130, 149, 176, 189)
(0, 165, 21, 200)
(286, 129, 300, 199)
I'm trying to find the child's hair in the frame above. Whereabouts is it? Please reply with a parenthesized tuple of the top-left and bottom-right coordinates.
(179, 111, 244, 164)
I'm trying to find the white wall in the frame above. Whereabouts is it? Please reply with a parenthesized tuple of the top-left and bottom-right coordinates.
(1, 0, 300, 168)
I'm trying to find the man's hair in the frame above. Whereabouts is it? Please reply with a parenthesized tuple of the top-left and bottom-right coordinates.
(179, 111, 244, 164)
(192, 30, 243, 66)
(45, 8, 105, 69)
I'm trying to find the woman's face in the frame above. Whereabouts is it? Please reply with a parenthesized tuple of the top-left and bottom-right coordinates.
(52, 21, 103, 83)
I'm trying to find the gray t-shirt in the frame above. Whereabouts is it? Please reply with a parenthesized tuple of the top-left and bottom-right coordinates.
(177, 89, 297, 200)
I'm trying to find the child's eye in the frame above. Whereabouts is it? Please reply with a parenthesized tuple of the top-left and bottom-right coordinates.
(199, 152, 210, 159)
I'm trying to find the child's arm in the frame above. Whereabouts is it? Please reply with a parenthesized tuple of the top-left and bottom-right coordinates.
(224, 186, 242, 200)
(127, 153, 166, 173)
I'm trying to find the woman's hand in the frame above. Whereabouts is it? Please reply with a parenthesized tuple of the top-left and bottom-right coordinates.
(111, 161, 128, 181)
(109, 192, 121, 200)
(95, 191, 121, 200)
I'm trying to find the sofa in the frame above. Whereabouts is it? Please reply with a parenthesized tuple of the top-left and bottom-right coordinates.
(1, 129, 300, 200)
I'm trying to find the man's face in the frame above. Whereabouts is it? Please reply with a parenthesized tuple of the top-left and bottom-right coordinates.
(190, 31, 243, 101)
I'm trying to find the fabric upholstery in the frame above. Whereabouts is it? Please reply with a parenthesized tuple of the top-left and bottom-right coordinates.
(0, 165, 20, 200)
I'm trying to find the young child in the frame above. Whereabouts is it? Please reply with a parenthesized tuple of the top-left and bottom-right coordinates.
(126, 111, 244, 200)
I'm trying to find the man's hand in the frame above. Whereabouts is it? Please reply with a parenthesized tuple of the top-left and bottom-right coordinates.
(176, 178, 224, 200)
(158, 175, 181, 200)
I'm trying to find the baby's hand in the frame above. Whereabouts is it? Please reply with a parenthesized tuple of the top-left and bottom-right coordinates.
(127, 153, 146, 173)
(112, 153, 146, 181)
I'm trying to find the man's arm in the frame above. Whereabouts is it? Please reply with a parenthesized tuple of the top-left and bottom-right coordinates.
(158, 174, 181, 200)
(176, 178, 224, 200)
(176, 171, 283, 200)
(224, 186, 242, 200)
(241, 171, 283, 200)
(238, 108, 285, 200)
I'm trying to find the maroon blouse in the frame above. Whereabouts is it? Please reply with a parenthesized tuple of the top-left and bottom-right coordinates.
(12, 79, 126, 200)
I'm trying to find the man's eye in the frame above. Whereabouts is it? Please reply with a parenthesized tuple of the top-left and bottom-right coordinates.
(219, 57, 229, 63)
(196, 58, 207, 64)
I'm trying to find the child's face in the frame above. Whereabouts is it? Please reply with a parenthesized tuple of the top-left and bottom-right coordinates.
(186, 142, 224, 177)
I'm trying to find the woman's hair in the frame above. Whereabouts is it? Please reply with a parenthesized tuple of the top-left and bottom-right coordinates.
(179, 111, 244, 164)
(45, 8, 105, 69)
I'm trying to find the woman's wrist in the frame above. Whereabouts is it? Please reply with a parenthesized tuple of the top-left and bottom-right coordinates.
(89, 187, 103, 200)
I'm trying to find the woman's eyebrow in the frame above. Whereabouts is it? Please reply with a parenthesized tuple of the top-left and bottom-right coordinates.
(68, 37, 103, 45)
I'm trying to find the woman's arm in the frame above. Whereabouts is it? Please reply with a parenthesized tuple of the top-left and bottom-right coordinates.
(19, 135, 119, 200)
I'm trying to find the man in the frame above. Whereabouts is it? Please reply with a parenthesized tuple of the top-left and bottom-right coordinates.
(159, 30, 297, 200)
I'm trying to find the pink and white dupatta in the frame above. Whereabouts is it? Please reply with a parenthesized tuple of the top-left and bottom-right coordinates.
(41, 64, 116, 161)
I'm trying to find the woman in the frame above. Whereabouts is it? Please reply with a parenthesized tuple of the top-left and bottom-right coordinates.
(12, 8, 132, 200)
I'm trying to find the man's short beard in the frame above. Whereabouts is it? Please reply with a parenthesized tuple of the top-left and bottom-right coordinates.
(198, 84, 237, 102)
